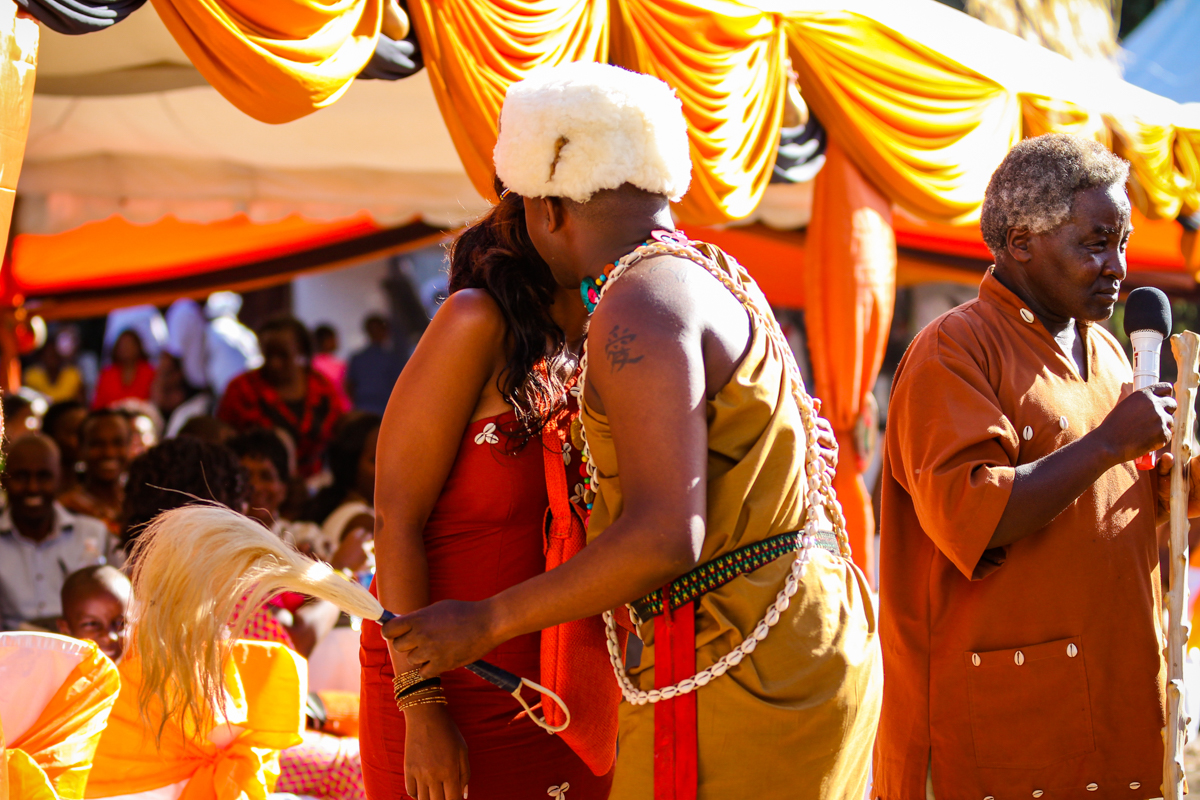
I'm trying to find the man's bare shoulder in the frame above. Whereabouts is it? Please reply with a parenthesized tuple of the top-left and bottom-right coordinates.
(591, 256, 697, 334)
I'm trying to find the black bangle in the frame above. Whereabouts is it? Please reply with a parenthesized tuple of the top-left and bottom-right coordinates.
(394, 677, 442, 700)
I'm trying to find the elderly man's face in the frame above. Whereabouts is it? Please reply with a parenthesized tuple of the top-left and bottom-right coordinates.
(1024, 184, 1131, 323)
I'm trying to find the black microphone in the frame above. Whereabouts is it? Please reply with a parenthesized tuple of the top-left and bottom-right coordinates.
(1123, 286, 1172, 470)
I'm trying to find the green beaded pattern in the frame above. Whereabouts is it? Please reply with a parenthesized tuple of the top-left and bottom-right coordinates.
(631, 529, 839, 621)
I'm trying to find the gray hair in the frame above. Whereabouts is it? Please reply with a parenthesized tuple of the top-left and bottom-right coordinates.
(980, 133, 1130, 257)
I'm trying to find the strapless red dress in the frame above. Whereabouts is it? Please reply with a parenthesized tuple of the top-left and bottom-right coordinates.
(359, 412, 613, 799)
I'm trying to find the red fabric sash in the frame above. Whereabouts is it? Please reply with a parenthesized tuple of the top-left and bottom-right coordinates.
(653, 600, 698, 800)
(540, 420, 624, 775)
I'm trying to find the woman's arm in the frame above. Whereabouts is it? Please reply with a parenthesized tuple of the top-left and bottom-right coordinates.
(373, 289, 510, 658)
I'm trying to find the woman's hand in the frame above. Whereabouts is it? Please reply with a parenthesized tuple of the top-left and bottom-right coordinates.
(383, 599, 498, 677)
(404, 704, 470, 800)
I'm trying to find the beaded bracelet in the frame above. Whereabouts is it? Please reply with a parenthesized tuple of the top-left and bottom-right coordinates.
(396, 688, 448, 712)
(394, 677, 441, 701)
(392, 669, 426, 694)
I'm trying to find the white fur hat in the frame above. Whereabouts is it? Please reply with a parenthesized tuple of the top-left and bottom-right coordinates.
(493, 62, 692, 203)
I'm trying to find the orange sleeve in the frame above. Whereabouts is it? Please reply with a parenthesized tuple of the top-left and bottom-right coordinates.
(889, 334, 1018, 580)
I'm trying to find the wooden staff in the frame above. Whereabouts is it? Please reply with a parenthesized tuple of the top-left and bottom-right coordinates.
(1166, 331, 1200, 800)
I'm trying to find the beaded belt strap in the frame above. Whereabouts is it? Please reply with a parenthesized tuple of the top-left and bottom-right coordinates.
(631, 529, 840, 621)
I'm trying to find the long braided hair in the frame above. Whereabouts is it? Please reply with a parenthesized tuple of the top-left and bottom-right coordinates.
(447, 178, 576, 448)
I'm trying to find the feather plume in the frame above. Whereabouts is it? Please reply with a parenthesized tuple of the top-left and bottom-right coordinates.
(129, 503, 383, 738)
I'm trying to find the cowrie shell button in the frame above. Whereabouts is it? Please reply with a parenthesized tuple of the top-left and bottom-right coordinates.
(1014, 650, 1025, 665)
(1067, 643, 1078, 657)
(1130, 782, 1141, 790)
(972, 653, 981, 666)
(1059, 416, 1068, 430)
(1087, 784, 1099, 792)
(985, 797, 995, 800)
(1033, 791, 1044, 798)
(1021, 308, 1036, 323)
(1023, 426, 1033, 441)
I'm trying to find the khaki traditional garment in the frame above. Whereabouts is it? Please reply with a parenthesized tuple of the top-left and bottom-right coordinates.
(582, 245, 882, 800)
(875, 272, 1165, 799)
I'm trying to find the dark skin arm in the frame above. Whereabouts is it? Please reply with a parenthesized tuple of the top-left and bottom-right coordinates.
(989, 382, 1176, 549)
(383, 258, 747, 676)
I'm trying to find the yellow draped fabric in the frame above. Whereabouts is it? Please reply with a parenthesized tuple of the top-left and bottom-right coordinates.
(148, 0, 383, 124)
(0, 3, 36, 253)
(609, 0, 786, 225)
(1, 635, 120, 800)
(407, 0, 608, 201)
(785, 11, 1020, 226)
(85, 641, 306, 800)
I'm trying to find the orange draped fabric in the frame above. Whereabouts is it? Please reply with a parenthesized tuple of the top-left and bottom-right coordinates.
(148, 0, 383, 124)
(407, 0, 608, 201)
(85, 640, 306, 800)
(608, 0, 786, 225)
(0, 3, 37, 252)
(2, 635, 120, 800)
(804, 141, 896, 586)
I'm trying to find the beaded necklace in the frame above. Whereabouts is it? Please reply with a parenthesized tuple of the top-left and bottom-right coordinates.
(572, 233, 851, 706)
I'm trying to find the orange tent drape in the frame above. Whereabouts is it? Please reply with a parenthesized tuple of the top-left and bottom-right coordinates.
(149, 0, 384, 124)
(407, 0, 609, 202)
(804, 141, 896, 586)
(608, 0, 785, 225)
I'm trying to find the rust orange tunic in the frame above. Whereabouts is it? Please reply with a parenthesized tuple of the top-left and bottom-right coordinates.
(875, 272, 1165, 799)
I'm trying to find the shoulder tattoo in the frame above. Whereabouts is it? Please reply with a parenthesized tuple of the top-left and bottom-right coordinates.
(604, 325, 644, 373)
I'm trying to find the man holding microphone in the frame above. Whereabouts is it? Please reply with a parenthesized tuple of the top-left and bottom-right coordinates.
(875, 134, 1186, 799)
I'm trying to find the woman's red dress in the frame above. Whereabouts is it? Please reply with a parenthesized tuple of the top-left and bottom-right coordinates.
(359, 413, 613, 799)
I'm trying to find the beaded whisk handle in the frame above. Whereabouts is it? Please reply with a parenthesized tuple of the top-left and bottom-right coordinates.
(576, 236, 850, 706)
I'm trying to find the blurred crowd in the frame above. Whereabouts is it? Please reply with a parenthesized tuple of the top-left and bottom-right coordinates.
(0, 292, 408, 633)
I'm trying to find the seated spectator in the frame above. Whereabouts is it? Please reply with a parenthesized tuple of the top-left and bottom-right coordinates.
(0, 434, 112, 629)
(2, 393, 39, 450)
(302, 412, 380, 560)
(56, 565, 130, 663)
(42, 400, 88, 494)
(92, 329, 155, 410)
(119, 436, 368, 799)
(59, 410, 133, 536)
(346, 314, 404, 415)
(205, 291, 263, 397)
(175, 413, 235, 445)
(312, 324, 349, 398)
(153, 351, 212, 438)
(24, 336, 84, 404)
(217, 316, 347, 480)
(230, 428, 368, 568)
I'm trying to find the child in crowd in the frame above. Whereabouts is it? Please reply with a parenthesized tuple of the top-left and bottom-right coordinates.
(301, 412, 380, 556)
(60, 409, 133, 537)
(56, 565, 130, 663)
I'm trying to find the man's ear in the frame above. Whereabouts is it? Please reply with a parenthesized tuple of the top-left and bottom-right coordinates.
(544, 197, 566, 234)
(56, 617, 71, 635)
(1006, 227, 1033, 264)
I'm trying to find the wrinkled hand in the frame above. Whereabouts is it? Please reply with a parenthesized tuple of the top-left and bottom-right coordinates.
(814, 415, 838, 482)
(382, 599, 497, 678)
(1097, 383, 1176, 466)
(1156, 452, 1200, 519)
(404, 704, 470, 800)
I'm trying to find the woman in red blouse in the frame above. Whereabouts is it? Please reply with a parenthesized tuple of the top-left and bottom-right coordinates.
(92, 329, 155, 409)
(217, 317, 348, 479)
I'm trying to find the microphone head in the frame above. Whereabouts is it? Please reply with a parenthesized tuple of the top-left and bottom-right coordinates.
(1123, 287, 1172, 338)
